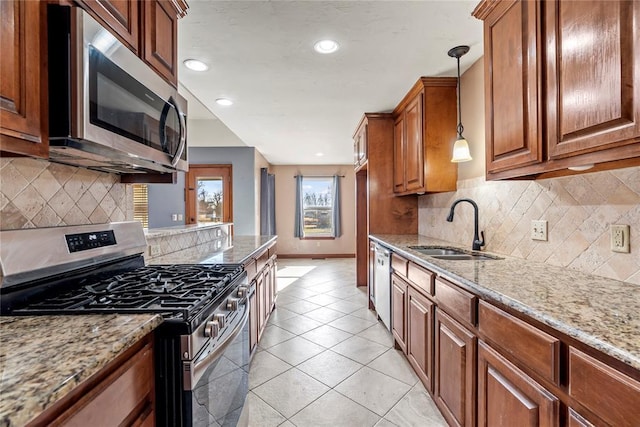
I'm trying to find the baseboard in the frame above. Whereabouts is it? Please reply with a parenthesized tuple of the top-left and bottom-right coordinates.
(278, 253, 356, 259)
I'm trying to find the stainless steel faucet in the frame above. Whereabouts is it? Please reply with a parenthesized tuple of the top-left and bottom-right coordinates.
(446, 198, 485, 251)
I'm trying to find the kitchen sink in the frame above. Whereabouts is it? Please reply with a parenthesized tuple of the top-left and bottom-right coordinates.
(408, 246, 467, 256)
(407, 246, 502, 261)
(430, 254, 500, 261)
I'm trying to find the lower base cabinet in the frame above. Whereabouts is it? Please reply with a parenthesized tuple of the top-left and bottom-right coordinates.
(435, 310, 476, 427)
(477, 341, 559, 427)
(407, 286, 434, 392)
(391, 274, 408, 353)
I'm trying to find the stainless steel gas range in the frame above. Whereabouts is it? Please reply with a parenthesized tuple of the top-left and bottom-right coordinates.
(0, 222, 251, 426)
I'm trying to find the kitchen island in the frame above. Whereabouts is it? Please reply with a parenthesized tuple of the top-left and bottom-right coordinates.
(0, 314, 162, 426)
(371, 234, 640, 426)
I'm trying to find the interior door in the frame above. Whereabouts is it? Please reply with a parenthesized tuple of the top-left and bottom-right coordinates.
(185, 164, 232, 225)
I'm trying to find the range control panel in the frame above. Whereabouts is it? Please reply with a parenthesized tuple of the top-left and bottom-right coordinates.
(65, 230, 117, 253)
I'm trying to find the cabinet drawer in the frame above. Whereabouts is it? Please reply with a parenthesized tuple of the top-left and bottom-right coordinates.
(268, 243, 277, 259)
(407, 262, 434, 296)
(435, 277, 477, 326)
(256, 250, 269, 272)
(391, 253, 408, 277)
(478, 301, 559, 384)
(569, 347, 640, 427)
(244, 259, 257, 282)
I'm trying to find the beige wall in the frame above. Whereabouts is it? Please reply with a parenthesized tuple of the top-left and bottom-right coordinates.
(272, 165, 355, 256)
(0, 158, 133, 230)
(457, 57, 486, 180)
(418, 56, 640, 285)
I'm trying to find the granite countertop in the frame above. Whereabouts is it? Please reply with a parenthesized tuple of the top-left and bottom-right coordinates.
(147, 235, 277, 265)
(370, 234, 640, 371)
(0, 314, 163, 426)
(144, 222, 232, 238)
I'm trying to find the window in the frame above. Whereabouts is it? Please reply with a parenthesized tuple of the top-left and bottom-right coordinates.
(132, 184, 149, 228)
(295, 175, 342, 239)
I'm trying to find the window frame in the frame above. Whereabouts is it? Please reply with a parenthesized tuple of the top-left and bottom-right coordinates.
(300, 176, 336, 239)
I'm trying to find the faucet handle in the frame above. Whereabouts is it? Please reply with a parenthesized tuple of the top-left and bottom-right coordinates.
(477, 231, 485, 248)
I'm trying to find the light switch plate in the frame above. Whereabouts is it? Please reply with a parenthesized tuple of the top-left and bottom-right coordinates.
(611, 224, 630, 253)
(531, 220, 548, 241)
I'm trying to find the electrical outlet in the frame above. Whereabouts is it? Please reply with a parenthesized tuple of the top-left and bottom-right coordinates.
(171, 214, 178, 221)
(610, 224, 630, 253)
(531, 220, 548, 241)
(149, 245, 161, 256)
(177, 214, 183, 221)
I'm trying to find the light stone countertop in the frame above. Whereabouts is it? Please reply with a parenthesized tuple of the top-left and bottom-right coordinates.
(370, 234, 640, 371)
(147, 235, 277, 265)
(0, 314, 163, 427)
(144, 222, 232, 238)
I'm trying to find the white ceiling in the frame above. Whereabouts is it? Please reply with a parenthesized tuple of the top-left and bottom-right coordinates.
(178, 1, 484, 165)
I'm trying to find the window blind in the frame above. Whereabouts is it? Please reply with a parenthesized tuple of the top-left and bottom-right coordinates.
(132, 184, 149, 228)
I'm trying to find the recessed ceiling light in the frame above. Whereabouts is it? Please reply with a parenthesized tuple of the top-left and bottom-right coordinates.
(183, 59, 209, 71)
(215, 98, 233, 106)
(315, 152, 324, 157)
(313, 40, 339, 54)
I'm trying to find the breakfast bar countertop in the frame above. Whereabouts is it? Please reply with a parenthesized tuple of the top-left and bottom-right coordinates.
(370, 234, 640, 372)
(0, 314, 163, 427)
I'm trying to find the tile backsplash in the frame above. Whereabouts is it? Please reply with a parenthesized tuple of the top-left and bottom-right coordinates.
(419, 166, 640, 285)
(0, 158, 133, 230)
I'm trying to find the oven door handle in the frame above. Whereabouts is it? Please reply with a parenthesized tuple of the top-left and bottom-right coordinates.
(183, 307, 248, 391)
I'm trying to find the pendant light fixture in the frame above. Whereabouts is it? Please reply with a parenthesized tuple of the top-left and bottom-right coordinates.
(448, 45, 472, 163)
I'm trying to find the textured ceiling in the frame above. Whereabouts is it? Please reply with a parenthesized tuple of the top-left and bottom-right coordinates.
(178, 1, 483, 165)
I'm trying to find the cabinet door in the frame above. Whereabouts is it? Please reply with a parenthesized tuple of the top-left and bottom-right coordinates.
(545, 0, 640, 159)
(477, 341, 559, 427)
(270, 259, 278, 309)
(256, 271, 265, 339)
(484, 0, 542, 173)
(435, 310, 476, 427)
(249, 282, 258, 353)
(391, 274, 408, 353)
(80, 0, 140, 53)
(143, 0, 178, 86)
(393, 115, 406, 193)
(407, 287, 434, 392)
(0, 0, 47, 157)
(404, 93, 424, 192)
(354, 123, 367, 167)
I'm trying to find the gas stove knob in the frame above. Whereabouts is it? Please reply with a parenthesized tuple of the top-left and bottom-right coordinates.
(226, 298, 239, 311)
(204, 320, 220, 338)
(214, 313, 226, 329)
(237, 286, 248, 298)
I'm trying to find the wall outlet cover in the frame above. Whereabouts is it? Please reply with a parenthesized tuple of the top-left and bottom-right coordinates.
(149, 244, 161, 257)
(611, 224, 630, 253)
(531, 220, 548, 241)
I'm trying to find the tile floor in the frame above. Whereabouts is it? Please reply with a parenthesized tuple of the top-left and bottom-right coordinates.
(246, 258, 447, 427)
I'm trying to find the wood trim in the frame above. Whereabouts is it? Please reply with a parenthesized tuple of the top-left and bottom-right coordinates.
(393, 77, 457, 116)
(472, 0, 502, 20)
(121, 172, 177, 184)
(300, 237, 336, 241)
(278, 253, 355, 259)
(353, 113, 392, 139)
(185, 164, 233, 225)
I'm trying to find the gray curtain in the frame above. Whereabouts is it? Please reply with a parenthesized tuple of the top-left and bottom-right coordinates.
(260, 168, 276, 235)
(294, 175, 304, 238)
(332, 174, 342, 237)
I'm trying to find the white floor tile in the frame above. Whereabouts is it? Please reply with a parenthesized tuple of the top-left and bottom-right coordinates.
(331, 335, 388, 365)
(297, 350, 363, 387)
(266, 336, 326, 366)
(290, 390, 380, 427)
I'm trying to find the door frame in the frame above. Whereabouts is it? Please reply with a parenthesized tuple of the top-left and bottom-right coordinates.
(185, 164, 233, 225)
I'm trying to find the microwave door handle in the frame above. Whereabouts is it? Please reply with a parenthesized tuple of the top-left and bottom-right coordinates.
(171, 98, 186, 167)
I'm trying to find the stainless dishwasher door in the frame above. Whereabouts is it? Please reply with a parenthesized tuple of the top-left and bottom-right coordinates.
(374, 245, 391, 331)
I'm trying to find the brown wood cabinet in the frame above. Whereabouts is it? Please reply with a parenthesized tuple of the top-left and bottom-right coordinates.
(391, 273, 408, 354)
(0, 0, 48, 158)
(353, 120, 367, 169)
(79, 0, 140, 53)
(246, 244, 277, 346)
(407, 286, 434, 392)
(354, 114, 418, 288)
(474, 0, 640, 180)
(392, 77, 458, 195)
(434, 309, 477, 427)
(477, 341, 559, 427)
(30, 335, 155, 426)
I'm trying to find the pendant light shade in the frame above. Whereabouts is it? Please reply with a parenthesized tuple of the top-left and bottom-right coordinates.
(448, 45, 472, 163)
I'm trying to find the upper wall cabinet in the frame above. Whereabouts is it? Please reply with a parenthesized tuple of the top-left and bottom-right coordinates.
(475, 0, 640, 180)
(0, 0, 48, 158)
(353, 119, 368, 170)
(393, 78, 458, 195)
(80, 0, 187, 86)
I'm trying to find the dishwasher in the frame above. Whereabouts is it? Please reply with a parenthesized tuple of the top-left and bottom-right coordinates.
(374, 244, 391, 331)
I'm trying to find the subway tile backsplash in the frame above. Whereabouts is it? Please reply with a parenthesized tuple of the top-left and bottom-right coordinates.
(418, 166, 640, 285)
(0, 158, 133, 230)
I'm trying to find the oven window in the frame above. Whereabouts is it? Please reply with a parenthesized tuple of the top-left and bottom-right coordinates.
(88, 46, 182, 157)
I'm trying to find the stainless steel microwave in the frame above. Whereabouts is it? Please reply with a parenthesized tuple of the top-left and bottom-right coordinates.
(47, 5, 188, 174)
